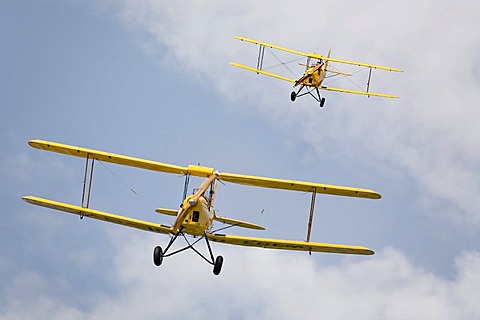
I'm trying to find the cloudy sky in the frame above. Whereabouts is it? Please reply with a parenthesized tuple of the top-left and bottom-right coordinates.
(1, 1, 480, 319)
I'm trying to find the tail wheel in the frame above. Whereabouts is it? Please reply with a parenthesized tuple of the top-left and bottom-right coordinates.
(290, 91, 296, 102)
(153, 246, 164, 266)
(213, 255, 223, 275)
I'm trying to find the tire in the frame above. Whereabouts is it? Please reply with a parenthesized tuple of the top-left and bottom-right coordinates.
(320, 97, 325, 107)
(213, 255, 223, 275)
(290, 92, 296, 102)
(153, 246, 163, 266)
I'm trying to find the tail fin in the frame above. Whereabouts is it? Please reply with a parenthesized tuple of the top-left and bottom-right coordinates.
(325, 49, 331, 70)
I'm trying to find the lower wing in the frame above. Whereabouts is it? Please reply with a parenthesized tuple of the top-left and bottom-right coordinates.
(321, 86, 399, 99)
(230, 62, 295, 83)
(207, 233, 374, 255)
(23, 196, 172, 234)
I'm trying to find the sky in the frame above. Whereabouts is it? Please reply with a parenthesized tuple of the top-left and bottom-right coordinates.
(1, 1, 480, 319)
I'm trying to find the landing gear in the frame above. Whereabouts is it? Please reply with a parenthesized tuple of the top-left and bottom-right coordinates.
(152, 231, 224, 275)
(290, 85, 326, 108)
(153, 246, 163, 266)
(213, 255, 223, 275)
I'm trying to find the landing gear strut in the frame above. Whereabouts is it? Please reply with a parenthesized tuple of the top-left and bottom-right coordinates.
(152, 231, 224, 275)
(290, 85, 326, 107)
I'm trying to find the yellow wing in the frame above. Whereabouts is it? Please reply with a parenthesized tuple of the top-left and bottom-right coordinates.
(207, 233, 374, 255)
(218, 172, 381, 199)
(23, 196, 172, 234)
(321, 86, 399, 99)
(28, 140, 216, 177)
(318, 56, 403, 73)
(28, 140, 380, 199)
(28, 140, 188, 175)
(234, 36, 403, 72)
(230, 62, 295, 83)
(234, 36, 309, 57)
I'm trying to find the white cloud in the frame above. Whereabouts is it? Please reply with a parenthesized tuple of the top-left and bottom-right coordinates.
(3, 232, 480, 319)
(114, 0, 480, 229)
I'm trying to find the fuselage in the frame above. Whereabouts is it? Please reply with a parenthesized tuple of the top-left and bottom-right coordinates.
(176, 195, 214, 236)
(295, 62, 327, 88)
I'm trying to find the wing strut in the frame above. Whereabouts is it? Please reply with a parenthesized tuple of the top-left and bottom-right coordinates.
(182, 173, 191, 202)
(80, 153, 95, 217)
(256, 44, 265, 72)
(306, 188, 317, 254)
(366, 67, 373, 97)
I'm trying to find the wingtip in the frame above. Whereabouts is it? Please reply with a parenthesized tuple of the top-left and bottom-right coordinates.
(22, 195, 36, 203)
(28, 139, 50, 149)
(27, 139, 39, 147)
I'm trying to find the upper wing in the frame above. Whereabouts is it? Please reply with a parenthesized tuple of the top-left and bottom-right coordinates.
(234, 36, 402, 73)
(234, 36, 310, 57)
(23, 196, 172, 234)
(321, 86, 399, 99)
(29, 140, 380, 199)
(28, 140, 188, 174)
(207, 233, 374, 255)
(218, 172, 381, 199)
(318, 56, 403, 72)
(230, 62, 295, 83)
(28, 140, 217, 177)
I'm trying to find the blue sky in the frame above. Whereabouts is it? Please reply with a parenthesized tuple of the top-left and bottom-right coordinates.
(2, 1, 480, 319)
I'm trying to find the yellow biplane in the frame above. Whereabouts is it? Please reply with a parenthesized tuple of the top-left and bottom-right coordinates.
(23, 140, 381, 275)
(231, 36, 403, 107)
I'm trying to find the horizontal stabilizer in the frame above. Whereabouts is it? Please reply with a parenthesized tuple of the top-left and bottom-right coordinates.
(214, 215, 265, 230)
(22, 196, 172, 234)
(155, 208, 178, 216)
(326, 69, 352, 76)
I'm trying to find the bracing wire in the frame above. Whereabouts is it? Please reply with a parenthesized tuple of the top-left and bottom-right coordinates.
(263, 57, 304, 72)
(264, 47, 300, 78)
(324, 64, 370, 91)
(94, 157, 138, 195)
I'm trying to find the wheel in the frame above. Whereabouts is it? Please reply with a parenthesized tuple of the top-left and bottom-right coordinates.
(290, 91, 296, 102)
(213, 255, 223, 275)
(320, 97, 326, 107)
(153, 246, 163, 266)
